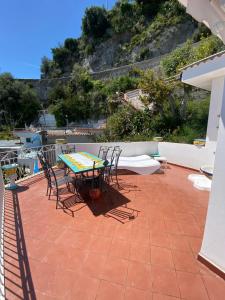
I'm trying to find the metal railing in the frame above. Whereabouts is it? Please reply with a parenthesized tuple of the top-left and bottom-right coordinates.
(0, 143, 76, 182)
(0, 168, 5, 298)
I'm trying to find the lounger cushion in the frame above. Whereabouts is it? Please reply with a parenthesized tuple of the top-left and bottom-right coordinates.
(117, 156, 160, 175)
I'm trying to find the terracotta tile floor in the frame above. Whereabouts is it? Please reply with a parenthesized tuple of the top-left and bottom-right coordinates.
(3, 165, 225, 299)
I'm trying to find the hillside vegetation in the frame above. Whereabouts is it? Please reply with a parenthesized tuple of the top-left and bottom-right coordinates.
(1, 0, 224, 143)
(41, 0, 198, 78)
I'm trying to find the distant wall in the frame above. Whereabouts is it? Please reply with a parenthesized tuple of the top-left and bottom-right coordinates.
(17, 54, 165, 101)
(18, 77, 69, 102)
(91, 55, 163, 80)
(18, 41, 207, 102)
(47, 135, 94, 144)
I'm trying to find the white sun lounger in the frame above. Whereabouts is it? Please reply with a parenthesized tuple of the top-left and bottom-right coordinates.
(117, 155, 160, 175)
(118, 155, 152, 161)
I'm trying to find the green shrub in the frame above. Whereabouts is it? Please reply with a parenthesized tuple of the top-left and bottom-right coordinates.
(0, 126, 13, 140)
(192, 23, 211, 43)
(165, 125, 201, 144)
(137, 47, 151, 61)
(85, 43, 95, 56)
(103, 68, 210, 144)
(82, 7, 109, 39)
(192, 36, 224, 61)
(0, 73, 41, 127)
(161, 36, 224, 77)
(52, 47, 71, 69)
(40, 57, 62, 79)
(135, 0, 165, 17)
(161, 40, 193, 77)
(109, 0, 143, 34)
(103, 75, 139, 95)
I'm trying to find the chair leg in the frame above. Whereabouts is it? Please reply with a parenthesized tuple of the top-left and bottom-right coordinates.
(48, 187, 52, 199)
(66, 182, 71, 192)
(115, 172, 119, 188)
(56, 191, 60, 209)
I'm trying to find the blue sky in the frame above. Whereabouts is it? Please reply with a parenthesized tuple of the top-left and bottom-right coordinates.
(0, 0, 116, 79)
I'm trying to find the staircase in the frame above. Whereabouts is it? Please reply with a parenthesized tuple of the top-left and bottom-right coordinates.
(124, 89, 147, 111)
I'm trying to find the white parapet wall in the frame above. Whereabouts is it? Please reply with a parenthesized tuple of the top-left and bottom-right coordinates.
(74, 141, 159, 157)
(158, 142, 215, 170)
(59, 141, 215, 171)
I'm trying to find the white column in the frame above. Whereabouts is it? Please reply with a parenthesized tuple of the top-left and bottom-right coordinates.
(206, 77, 224, 148)
(200, 76, 225, 273)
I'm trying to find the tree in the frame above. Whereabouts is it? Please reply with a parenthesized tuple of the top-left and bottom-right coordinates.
(138, 70, 172, 112)
(110, 0, 139, 33)
(40, 56, 61, 79)
(64, 38, 79, 52)
(82, 7, 109, 39)
(52, 47, 71, 70)
(70, 64, 94, 93)
(0, 73, 41, 127)
(135, 0, 165, 17)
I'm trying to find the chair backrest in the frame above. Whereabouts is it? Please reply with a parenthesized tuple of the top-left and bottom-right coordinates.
(109, 147, 121, 165)
(37, 152, 52, 186)
(47, 166, 58, 190)
(112, 148, 122, 171)
(98, 146, 110, 161)
(37, 152, 47, 170)
(61, 144, 76, 154)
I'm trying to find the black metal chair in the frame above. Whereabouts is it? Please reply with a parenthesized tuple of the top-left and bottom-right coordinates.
(45, 166, 77, 217)
(37, 152, 74, 197)
(80, 160, 108, 192)
(98, 146, 110, 161)
(106, 147, 122, 187)
(61, 144, 76, 154)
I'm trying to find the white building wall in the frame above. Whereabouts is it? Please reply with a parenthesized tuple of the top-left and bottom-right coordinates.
(158, 142, 215, 170)
(206, 77, 224, 147)
(38, 113, 56, 128)
(200, 77, 225, 273)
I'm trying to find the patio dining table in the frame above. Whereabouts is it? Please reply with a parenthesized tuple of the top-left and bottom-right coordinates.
(58, 151, 109, 174)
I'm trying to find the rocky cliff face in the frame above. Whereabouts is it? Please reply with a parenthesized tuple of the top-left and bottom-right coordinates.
(83, 32, 132, 72)
(83, 19, 196, 72)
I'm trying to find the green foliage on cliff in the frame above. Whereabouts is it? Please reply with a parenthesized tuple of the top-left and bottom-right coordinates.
(98, 69, 210, 143)
(0, 73, 41, 128)
(41, 38, 80, 78)
(38, 0, 213, 143)
(41, 0, 194, 79)
(49, 64, 139, 127)
(161, 35, 224, 77)
(82, 7, 110, 39)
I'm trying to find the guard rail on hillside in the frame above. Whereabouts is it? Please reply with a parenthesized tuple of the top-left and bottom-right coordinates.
(0, 168, 5, 298)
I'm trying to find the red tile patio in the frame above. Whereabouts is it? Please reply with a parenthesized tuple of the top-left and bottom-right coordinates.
(3, 165, 225, 299)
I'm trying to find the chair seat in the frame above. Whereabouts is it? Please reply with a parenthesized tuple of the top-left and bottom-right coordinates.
(52, 175, 74, 187)
(54, 169, 66, 176)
